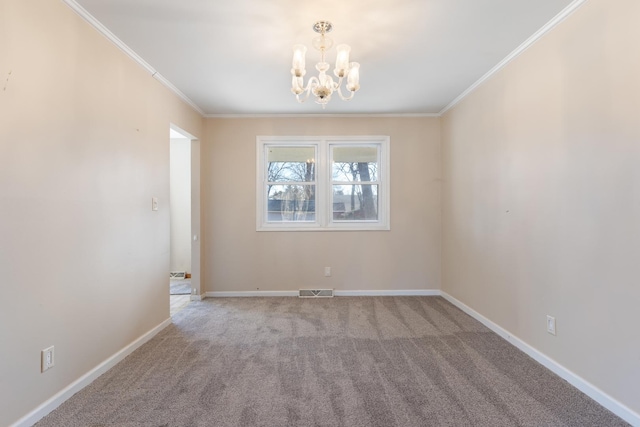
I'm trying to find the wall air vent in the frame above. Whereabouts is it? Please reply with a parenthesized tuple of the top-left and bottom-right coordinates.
(299, 289, 334, 298)
(170, 271, 186, 279)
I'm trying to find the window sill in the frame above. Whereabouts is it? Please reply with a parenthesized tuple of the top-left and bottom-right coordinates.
(257, 223, 390, 232)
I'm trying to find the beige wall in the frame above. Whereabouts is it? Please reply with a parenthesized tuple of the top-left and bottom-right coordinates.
(0, 1, 202, 425)
(203, 117, 441, 293)
(442, 0, 640, 416)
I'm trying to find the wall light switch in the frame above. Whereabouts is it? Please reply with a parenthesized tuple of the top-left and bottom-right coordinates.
(547, 315, 556, 336)
(41, 346, 55, 372)
(152, 197, 158, 211)
(324, 267, 331, 277)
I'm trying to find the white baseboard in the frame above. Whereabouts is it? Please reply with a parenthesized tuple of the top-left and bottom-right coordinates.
(205, 291, 298, 297)
(334, 289, 440, 297)
(205, 289, 440, 298)
(11, 318, 172, 427)
(440, 291, 640, 426)
(190, 294, 203, 301)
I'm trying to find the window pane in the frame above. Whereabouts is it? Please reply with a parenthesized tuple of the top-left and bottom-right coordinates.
(333, 184, 378, 220)
(332, 146, 378, 182)
(268, 146, 315, 182)
(268, 184, 316, 222)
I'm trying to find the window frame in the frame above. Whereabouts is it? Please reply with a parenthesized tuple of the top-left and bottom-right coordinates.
(256, 136, 390, 231)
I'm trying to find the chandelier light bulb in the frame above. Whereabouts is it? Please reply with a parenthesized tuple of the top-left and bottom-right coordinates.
(346, 62, 360, 92)
(290, 21, 360, 108)
(291, 44, 307, 77)
(334, 44, 351, 78)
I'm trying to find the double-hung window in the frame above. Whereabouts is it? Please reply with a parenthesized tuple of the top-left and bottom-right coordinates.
(257, 136, 390, 231)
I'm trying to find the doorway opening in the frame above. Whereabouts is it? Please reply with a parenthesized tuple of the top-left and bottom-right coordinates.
(170, 126, 193, 316)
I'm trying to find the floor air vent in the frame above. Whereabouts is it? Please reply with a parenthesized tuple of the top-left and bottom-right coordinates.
(170, 271, 186, 279)
(299, 289, 334, 298)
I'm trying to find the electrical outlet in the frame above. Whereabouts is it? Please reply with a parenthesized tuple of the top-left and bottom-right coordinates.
(324, 267, 331, 277)
(152, 197, 158, 211)
(41, 346, 55, 372)
(546, 315, 556, 336)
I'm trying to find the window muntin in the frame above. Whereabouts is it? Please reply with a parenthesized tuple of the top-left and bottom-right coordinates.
(257, 136, 389, 231)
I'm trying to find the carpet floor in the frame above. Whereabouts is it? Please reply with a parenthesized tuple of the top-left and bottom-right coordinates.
(36, 296, 628, 427)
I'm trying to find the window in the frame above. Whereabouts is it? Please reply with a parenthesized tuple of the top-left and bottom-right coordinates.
(257, 136, 390, 231)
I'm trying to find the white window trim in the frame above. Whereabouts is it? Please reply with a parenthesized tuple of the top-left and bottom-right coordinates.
(256, 135, 390, 232)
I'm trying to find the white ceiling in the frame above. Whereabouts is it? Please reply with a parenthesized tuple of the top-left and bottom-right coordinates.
(69, 0, 578, 116)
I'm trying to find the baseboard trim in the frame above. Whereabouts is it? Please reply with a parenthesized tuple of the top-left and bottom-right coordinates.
(206, 291, 298, 297)
(190, 294, 204, 301)
(11, 318, 172, 427)
(440, 291, 640, 426)
(205, 289, 440, 298)
(334, 289, 440, 297)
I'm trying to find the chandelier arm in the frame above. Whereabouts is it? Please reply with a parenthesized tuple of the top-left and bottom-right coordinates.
(295, 76, 319, 104)
(336, 78, 355, 101)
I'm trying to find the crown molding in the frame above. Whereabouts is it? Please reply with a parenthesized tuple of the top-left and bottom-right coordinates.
(153, 73, 205, 116)
(62, 0, 586, 120)
(61, 0, 205, 117)
(439, 0, 588, 116)
(204, 113, 441, 119)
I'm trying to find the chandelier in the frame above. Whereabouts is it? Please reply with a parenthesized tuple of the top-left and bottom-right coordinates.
(290, 21, 360, 108)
